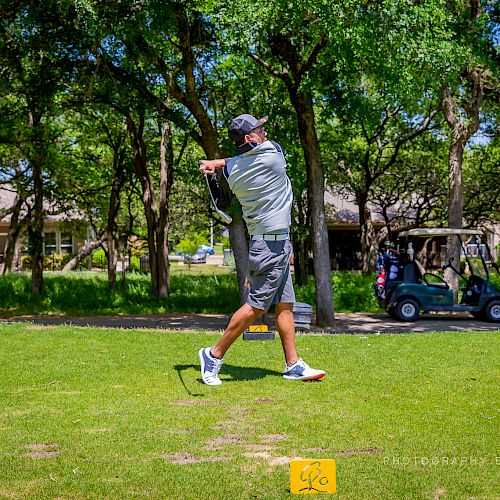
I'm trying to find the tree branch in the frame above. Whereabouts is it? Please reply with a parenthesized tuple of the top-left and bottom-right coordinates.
(300, 33, 329, 76)
(250, 53, 289, 80)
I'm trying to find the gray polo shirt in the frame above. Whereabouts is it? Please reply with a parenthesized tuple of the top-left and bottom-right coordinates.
(224, 141, 292, 235)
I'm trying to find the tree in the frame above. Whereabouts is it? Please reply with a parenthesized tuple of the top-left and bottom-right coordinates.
(216, 1, 336, 324)
(324, 84, 439, 272)
(89, 2, 253, 302)
(441, 0, 497, 296)
(0, 0, 97, 292)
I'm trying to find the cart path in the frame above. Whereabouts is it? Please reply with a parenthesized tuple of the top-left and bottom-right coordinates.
(1, 312, 498, 334)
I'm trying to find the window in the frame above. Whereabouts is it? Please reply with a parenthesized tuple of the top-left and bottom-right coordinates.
(43, 231, 74, 255)
(60, 233, 73, 254)
(44, 232, 57, 255)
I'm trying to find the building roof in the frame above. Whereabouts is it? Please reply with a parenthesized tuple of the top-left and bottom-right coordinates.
(324, 189, 387, 225)
(0, 184, 86, 224)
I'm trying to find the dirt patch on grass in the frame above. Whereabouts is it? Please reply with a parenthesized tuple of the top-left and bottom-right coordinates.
(244, 444, 275, 451)
(268, 456, 302, 466)
(254, 397, 278, 403)
(337, 448, 381, 456)
(205, 434, 244, 448)
(162, 429, 193, 435)
(212, 421, 256, 431)
(160, 452, 231, 465)
(304, 447, 328, 453)
(170, 400, 220, 407)
(27, 450, 59, 459)
(0, 488, 19, 498)
(22, 444, 60, 459)
(243, 451, 272, 459)
(434, 488, 447, 499)
(242, 451, 303, 467)
(229, 408, 254, 415)
(260, 434, 288, 442)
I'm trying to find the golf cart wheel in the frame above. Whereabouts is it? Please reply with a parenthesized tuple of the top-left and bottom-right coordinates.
(395, 298, 420, 322)
(485, 300, 500, 323)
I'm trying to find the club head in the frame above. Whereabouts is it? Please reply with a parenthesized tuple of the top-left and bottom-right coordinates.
(216, 209, 232, 224)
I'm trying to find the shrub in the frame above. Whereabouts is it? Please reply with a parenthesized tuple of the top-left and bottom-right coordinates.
(175, 234, 206, 256)
(19, 254, 74, 271)
(0, 270, 383, 316)
(295, 271, 381, 313)
(92, 249, 107, 269)
(129, 255, 141, 272)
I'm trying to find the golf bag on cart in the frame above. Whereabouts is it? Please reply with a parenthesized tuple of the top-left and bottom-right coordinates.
(374, 248, 403, 300)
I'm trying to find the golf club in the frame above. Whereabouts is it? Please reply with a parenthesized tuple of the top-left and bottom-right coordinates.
(199, 161, 232, 224)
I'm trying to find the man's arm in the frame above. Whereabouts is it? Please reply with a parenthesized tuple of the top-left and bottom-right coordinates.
(198, 159, 227, 175)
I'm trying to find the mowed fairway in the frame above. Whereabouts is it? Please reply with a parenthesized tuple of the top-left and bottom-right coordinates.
(0, 324, 498, 499)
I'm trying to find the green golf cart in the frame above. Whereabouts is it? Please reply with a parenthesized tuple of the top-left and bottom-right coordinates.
(374, 228, 500, 322)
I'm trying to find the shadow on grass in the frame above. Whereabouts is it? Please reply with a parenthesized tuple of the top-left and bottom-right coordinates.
(175, 363, 282, 394)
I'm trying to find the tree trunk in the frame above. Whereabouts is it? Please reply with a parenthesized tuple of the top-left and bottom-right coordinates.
(444, 138, 466, 299)
(62, 239, 103, 272)
(292, 91, 335, 326)
(28, 111, 44, 294)
(2, 193, 23, 274)
(157, 121, 173, 298)
(442, 67, 483, 299)
(127, 114, 161, 298)
(359, 200, 377, 274)
(106, 146, 126, 291)
(292, 193, 311, 286)
(127, 116, 175, 299)
(229, 212, 250, 304)
(107, 233, 119, 291)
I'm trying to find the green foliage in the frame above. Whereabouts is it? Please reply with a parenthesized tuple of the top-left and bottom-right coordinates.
(91, 249, 107, 269)
(129, 255, 141, 272)
(0, 271, 381, 316)
(175, 233, 207, 256)
(221, 236, 231, 250)
(295, 271, 381, 313)
(0, 272, 241, 316)
(20, 254, 74, 271)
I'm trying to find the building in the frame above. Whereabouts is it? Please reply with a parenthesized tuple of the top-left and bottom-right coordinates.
(325, 190, 499, 269)
(0, 185, 90, 270)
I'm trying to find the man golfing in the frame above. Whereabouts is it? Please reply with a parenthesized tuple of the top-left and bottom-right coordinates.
(198, 113, 326, 386)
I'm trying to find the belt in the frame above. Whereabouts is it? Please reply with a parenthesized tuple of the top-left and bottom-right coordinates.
(251, 234, 289, 241)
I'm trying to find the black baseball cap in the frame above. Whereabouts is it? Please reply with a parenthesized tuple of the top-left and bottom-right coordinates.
(228, 114, 268, 142)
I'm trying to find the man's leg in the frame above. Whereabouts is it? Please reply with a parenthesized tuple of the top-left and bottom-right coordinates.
(277, 302, 326, 381)
(275, 302, 298, 366)
(211, 303, 265, 358)
(199, 303, 265, 386)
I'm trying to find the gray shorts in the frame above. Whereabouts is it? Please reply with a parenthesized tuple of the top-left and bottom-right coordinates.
(246, 239, 296, 311)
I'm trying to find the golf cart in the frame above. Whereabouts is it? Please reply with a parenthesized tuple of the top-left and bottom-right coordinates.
(374, 228, 500, 322)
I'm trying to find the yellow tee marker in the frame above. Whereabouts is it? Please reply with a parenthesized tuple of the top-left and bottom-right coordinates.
(243, 324, 274, 340)
(290, 459, 336, 495)
(248, 325, 269, 332)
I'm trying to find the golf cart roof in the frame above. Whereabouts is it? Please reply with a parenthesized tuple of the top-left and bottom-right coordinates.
(398, 228, 483, 238)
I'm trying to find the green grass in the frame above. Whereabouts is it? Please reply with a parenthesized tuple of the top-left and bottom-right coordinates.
(0, 270, 381, 317)
(0, 324, 498, 498)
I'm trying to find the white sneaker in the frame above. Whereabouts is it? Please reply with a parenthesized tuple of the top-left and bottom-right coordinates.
(283, 358, 325, 381)
(198, 347, 223, 386)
